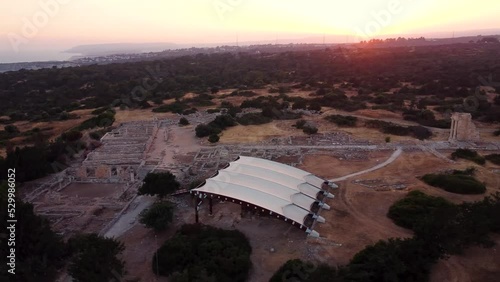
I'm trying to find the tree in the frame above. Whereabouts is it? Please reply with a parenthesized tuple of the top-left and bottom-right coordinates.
(4, 125, 20, 134)
(0, 182, 67, 282)
(195, 124, 221, 138)
(67, 233, 125, 282)
(179, 117, 189, 126)
(153, 224, 252, 282)
(139, 201, 175, 231)
(138, 172, 180, 198)
(208, 134, 220, 143)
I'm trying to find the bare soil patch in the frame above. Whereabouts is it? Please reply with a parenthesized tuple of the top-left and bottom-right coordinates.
(61, 183, 123, 198)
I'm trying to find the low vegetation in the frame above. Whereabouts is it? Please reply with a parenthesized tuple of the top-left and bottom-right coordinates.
(387, 190, 454, 230)
(421, 173, 486, 194)
(324, 115, 357, 127)
(153, 224, 252, 282)
(236, 112, 272, 125)
(485, 154, 500, 165)
(365, 120, 432, 140)
(451, 149, 486, 165)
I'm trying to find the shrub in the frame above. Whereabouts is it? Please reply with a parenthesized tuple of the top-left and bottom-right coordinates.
(61, 130, 83, 142)
(208, 134, 220, 143)
(385, 136, 391, 143)
(195, 124, 221, 138)
(207, 108, 221, 114)
(410, 126, 432, 140)
(208, 114, 236, 130)
(152, 101, 188, 114)
(388, 190, 454, 229)
(325, 115, 357, 127)
(494, 129, 500, 136)
(485, 154, 500, 165)
(451, 149, 486, 165)
(4, 125, 20, 134)
(294, 119, 307, 129)
(236, 113, 272, 125)
(179, 117, 189, 126)
(303, 125, 318, 135)
(77, 111, 115, 130)
(421, 173, 486, 194)
(153, 224, 252, 282)
(139, 201, 175, 232)
(269, 259, 315, 282)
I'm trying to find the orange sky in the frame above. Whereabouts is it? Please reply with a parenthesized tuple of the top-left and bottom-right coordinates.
(0, 0, 499, 61)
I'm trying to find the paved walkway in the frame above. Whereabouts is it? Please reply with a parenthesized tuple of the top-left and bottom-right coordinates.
(329, 147, 403, 182)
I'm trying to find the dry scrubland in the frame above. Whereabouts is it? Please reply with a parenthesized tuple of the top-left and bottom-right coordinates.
(7, 85, 500, 282)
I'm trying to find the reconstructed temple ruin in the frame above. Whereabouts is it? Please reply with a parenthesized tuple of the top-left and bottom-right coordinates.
(449, 112, 480, 142)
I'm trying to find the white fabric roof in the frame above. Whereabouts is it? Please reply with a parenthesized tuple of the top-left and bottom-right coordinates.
(192, 156, 331, 228)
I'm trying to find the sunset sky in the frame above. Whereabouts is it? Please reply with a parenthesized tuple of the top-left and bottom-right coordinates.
(1, 0, 499, 62)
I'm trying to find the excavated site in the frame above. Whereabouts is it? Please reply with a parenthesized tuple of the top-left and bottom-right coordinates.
(20, 110, 500, 281)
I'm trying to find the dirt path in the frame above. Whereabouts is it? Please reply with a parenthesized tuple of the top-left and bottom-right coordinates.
(329, 147, 403, 182)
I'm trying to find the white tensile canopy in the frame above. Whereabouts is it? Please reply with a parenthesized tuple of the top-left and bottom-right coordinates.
(191, 156, 337, 237)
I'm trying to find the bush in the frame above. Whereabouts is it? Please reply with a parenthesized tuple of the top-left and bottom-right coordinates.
(385, 136, 391, 143)
(294, 119, 307, 129)
(4, 125, 20, 134)
(269, 259, 315, 282)
(303, 125, 318, 135)
(153, 224, 252, 282)
(195, 124, 221, 138)
(236, 113, 272, 125)
(139, 201, 175, 232)
(61, 130, 83, 142)
(179, 117, 189, 126)
(421, 173, 486, 194)
(208, 114, 236, 130)
(325, 115, 357, 127)
(77, 111, 115, 130)
(451, 149, 486, 165)
(208, 134, 220, 143)
(388, 190, 454, 230)
(485, 154, 500, 165)
(152, 101, 188, 114)
(494, 129, 500, 136)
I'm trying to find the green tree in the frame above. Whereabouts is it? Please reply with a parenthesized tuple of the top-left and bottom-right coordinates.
(67, 233, 125, 282)
(139, 201, 175, 231)
(138, 172, 180, 198)
(153, 224, 252, 282)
